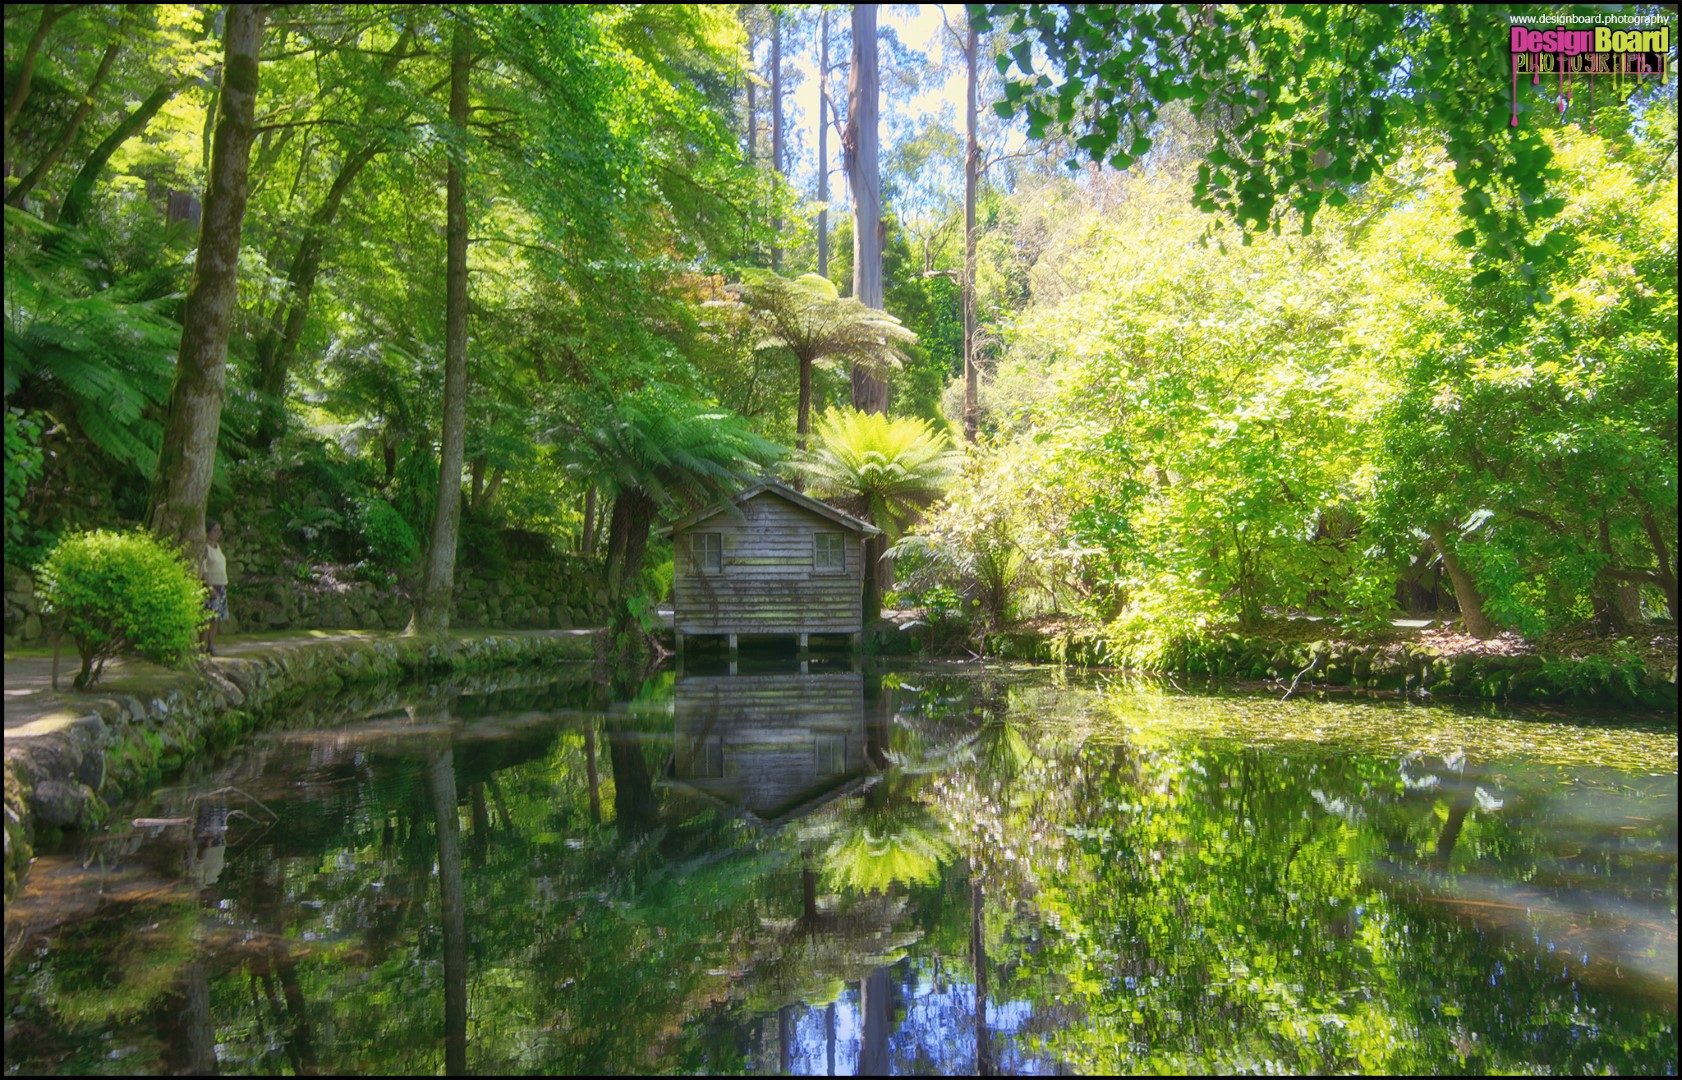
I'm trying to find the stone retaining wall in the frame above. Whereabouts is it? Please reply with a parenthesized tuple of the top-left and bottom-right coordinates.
(3, 551, 615, 646)
(3, 630, 602, 901)
(984, 628, 1678, 710)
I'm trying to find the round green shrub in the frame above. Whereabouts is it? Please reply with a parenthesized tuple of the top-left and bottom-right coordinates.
(35, 529, 207, 688)
(354, 497, 419, 566)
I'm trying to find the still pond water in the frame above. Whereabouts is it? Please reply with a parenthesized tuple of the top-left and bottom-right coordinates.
(4, 661, 1677, 1075)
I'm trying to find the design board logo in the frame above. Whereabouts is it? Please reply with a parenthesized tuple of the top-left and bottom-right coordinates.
(1508, 23, 1671, 125)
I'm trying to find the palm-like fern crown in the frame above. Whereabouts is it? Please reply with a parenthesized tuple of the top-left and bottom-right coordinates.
(568, 387, 782, 510)
(734, 269, 915, 378)
(797, 408, 961, 537)
(4, 209, 181, 473)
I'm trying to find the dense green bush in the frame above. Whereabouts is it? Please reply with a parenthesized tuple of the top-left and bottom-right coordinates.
(353, 496, 419, 566)
(35, 529, 207, 688)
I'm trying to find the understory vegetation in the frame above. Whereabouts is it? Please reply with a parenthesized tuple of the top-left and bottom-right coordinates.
(1, 4, 1675, 681)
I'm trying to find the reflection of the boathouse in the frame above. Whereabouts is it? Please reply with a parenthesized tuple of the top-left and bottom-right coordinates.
(666, 670, 882, 826)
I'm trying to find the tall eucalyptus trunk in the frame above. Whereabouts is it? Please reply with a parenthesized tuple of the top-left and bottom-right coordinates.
(963, 21, 981, 443)
(429, 746, 468, 1077)
(846, 4, 887, 415)
(817, 10, 830, 278)
(411, 18, 471, 634)
(859, 966, 893, 1075)
(745, 26, 757, 166)
(147, 5, 263, 563)
(971, 875, 993, 1075)
(770, 9, 784, 270)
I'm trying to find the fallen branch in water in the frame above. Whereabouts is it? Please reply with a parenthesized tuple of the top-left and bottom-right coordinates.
(1282, 654, 1321, 700)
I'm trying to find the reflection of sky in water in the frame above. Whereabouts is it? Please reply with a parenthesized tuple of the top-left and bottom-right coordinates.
(779, 965, 1056, 1075)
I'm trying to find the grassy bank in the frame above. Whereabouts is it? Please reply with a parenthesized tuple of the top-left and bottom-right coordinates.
(981, 618, 1678, 712)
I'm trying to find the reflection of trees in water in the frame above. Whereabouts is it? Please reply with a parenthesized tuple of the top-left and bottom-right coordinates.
(966, 730, 1679, 1075)
(9, 671, 1675, 1076)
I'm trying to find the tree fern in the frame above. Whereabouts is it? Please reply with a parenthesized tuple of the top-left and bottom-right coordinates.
(795, 407, 961, 538)
(3, 207, 180, 475)
(733, 270, 916, 443)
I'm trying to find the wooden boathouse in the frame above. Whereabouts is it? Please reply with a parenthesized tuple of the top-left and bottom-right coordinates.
(662, 481, 880, 656)
(666, 671, 875, 827)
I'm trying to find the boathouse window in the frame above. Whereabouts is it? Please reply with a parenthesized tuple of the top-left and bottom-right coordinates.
(815, 734, 846, 774)
(814, 531, 844, 572)
(693, 532, 722, 573)
(698, 737, 724, 778)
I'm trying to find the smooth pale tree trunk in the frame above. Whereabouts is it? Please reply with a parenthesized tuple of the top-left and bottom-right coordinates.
(584, 719, 602, 823)
(846, 4, 887, 415)
(2, 4, 67, 149)
(971, 875, 993, 1075)
(147, 6, 264, 563)
(770, 10, 783, 270)
(252, 142, 380, 447)
(746, 28, 757, 165)
(5, 33, 121, 208)
(859, 966, 893, 1075)
(411, 21, 472, 635)
(826, 1001, 836, 1075)
(817, 11, 830, 279)
(963, 22, 981, 444)
(429, 747, 468, 1077)
(1429, 522, 1497, 639)
(56, 77, 181, 228)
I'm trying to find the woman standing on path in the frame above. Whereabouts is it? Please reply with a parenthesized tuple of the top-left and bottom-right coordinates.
(201, 520, 228, 655)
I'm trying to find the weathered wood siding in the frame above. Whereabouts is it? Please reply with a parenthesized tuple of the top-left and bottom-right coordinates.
(672, 491, 866, 635)
(670, 673, 868, 822)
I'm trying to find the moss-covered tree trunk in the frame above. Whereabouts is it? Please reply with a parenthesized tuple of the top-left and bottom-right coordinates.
(56, 77, 181, 228)
(411, 19, 471, 635)
(146, 6, 263, 564)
